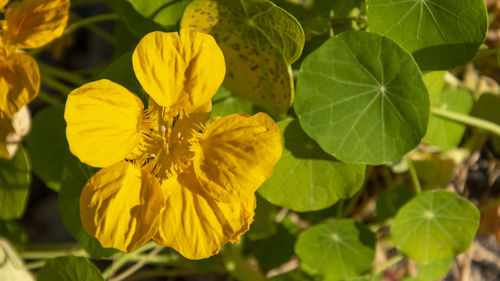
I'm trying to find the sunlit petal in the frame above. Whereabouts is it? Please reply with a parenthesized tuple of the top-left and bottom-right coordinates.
(193, 113, 282, 202)
(154, 167, 255, 260)
(80, 162, 164, 252)
(132, 29, 225, 116)
(0, 52, 40, 117)
(65, 79, 146, 168)
(1, 0, 70, 49)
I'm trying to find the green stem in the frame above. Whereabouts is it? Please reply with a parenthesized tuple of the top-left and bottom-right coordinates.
(472, 48, 500, 60)
(65, 13, 119, 35)
(374, 255, 404, 274)
(38, 62, 87, 86)
(41, 74, 72, 95)
(109, 247, 164, 281)
(431, 107, 500, 137)
(36, 91, 63, 105)
(102, 242, 158, 280)
(408, 160, 421, 194)
(480, 196, 500, 212)
(22, 249, 87, 260)
(336, 200, 344, 218)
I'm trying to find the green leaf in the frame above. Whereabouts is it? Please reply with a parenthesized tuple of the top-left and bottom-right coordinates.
(412, 153, 454, 189)
(416, 257, 453, 281)
(295, 31, 429, 165)
(425, 89, 473, 151)
(259, 119, 366, 212)
(58, 155, 117, 258)
(181, 0, 304, 113)
(391, 190, 479, 263)
(0, 221, 28, 251)
(36, 256, 104, 281)
(245, 219, 297, 272)
(108, 0, 168, 39)
(376, 185, 413, 221)
(211, 86, 254, 118)
(366, 0, 488, 70)
(0, 147, 30, 220)
(128, 0, 190, 29)
(25, 105, 68, 191)
(295, 219, 375, 281)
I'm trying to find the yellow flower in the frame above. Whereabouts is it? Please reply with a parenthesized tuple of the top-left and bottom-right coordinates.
(64, 29, 282, 259)
(0, 0, 70, 158)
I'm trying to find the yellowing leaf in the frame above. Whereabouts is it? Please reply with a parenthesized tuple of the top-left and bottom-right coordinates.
(181, 0, 304, 114)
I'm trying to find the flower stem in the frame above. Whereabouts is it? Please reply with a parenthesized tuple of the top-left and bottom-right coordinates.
(408, 160, 421, 194)
(102, 242, 158, 280)
(472, 48, 500, 60)
(431, 107, 500, 137)
(41, 74, 72, 95)
(65, 13, 119, 35)
(108, 247, 164, 281)
(374, 255, 404, 274)
(38, 61, 87, 86)
(36, 91, 63, 105)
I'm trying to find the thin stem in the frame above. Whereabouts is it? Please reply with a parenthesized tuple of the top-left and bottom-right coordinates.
(65, 13, 119, 35)
(336, 200, 344, 218)
(38, 61, 87, 86)
(472, 48, 500, 60)
(431, 107, 500, 137)
(480, 196, 500, 212)
(22, 249, 87, 260)
(408, 160, 422, 194)
(102, 242, 158, 279)
(108, 247, 164, 281)
(36, 91, 63, 105)
(41, 74, 72, 95)
(374, 255, 404, 274)
(25, 260, 46, 270)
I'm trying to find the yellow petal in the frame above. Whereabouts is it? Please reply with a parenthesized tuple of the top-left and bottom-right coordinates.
(132, 29, 225, 116)
(154, 167, 255, 259)
(0, 0, 8, 11)
(80, 161, 164, 252)
(0, 52, 40, 117)
(65, 79, 146, 168)
(1, 0, 69, 49)
(193, 113, 282, 202)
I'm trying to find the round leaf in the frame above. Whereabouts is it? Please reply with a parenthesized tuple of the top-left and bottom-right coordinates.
(391, 190, 479, 263)
(0, 147, 30, 220)
(259, 119, 366, 212)
(36, 256, 104, 281)
(295, 31, 429, 165)
(181, 0, 304, 114)
(376, 185, 413, 220)
(25, 105, 68, 191)
(295, 219, 375, 281)
(366, 0, 487, 70)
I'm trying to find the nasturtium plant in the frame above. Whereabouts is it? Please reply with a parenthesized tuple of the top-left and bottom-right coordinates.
(367, 0, 488, 70)
(259, 119, 366, 212)
(1, 0, 498, 280)
(295, 31, 429, 165)
(181, 0, 304, 113)
(391, 190, 480, 263)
